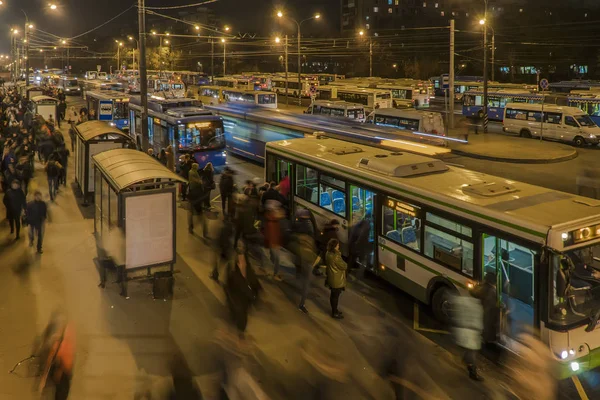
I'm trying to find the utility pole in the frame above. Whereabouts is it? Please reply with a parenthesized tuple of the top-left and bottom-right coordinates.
(138, 0, 149, 151)
(297, 28, 301, 106)
(24, 16, 29, 86)
(117, 45, 121, 72)
(210, 37, 214, 80)
(284, 35, 289, 105)
(369, 38, 373, 78)
(482, 0, 489, 133)
(223, 40, 226, 75)
(449, 19, 455, 130)
(491, 32, 495, 82)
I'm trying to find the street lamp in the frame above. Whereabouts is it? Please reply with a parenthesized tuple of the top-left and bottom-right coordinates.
(276, 10, 321, 105)
(128, 35, 139, 71)
(358, 29, 373, 77)
(479, 6, 494, 133)
(275, 35, 290, 105)
(116, 40, 124, 72)
(221, 38, 226, 75)
(49, 4, 57, 10)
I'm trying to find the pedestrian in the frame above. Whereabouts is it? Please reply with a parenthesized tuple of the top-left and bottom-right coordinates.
(165, 145, 175, 172)
(66, 106, 78, 125)
(147, 148, 155, 158)
(187, 164, 207, 237)
(201, 162, 215, 209)
(88, 108, 97, 120)
(450, 293, 485, 381)
(210, 219, 233, 282)
(312, 219, 340, 276)
(15, 157, 32, 196)
(178, 154, 192, 201)
(47, 114, 55, 132)
(219, 167, 235, 219)
(3, 179, 26, 239)
(263, 200, 283, 281)
(4, 163, 18, 189)
(45, 158, 62, 202)
(294, 209, 318, 314)
(26, 190, 47, 254)
(158, 148, 167, 166)
(325, 238, 347, 319)
(57, 100, 67, 128)
(68, 126, 76, 152)
(348, 212, 371, 270)
(261, 181, 284, 208)
(225, 239, 261, 334)
(472, 272, 499, 345)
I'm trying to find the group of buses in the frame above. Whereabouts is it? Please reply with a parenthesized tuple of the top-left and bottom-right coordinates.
(32, 68, 600, 379)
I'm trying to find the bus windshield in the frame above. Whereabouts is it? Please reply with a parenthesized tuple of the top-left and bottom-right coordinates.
(258, 94, 276, 105)
(114, 102, 128, 119)
(178, 121, 225, 150)
(576, 115, 597, 127)
(552, 245, 600, 326)
(65, 79, 78, 87)
(347, 109, 365, 120)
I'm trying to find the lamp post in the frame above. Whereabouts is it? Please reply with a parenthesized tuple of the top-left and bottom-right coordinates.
(221, 38, 226, 75)
(479, 1, 490, 133)
(22, 11, 33, 85)
(277, 10, 321, 105)
(10, 29, 18, 83)
(115, 41, 124, 72)
(128, 36, 139, 71)
(138, 0, 149, 151)
(359, 30, 373, 77)
(276, 35, 289, 105)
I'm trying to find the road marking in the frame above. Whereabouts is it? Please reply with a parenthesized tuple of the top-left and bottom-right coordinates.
(413, 302, 450, 335)
(572, 375, 589, 400)
(211, 194, 221, 203)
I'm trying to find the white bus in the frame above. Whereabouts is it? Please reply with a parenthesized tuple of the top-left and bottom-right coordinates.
(266, 135, 600, 379)
(376, 83, 431, 109)
(271, 77, 318, 97)
(503, 103, 600, 146)
(222, 89, 278, 108)
(367, 108, 446, 136)
(188, 85, 226, 105)
(304, 100, 366, 122)
(317, 86, 393, 110)
(213, 77, 238, 88)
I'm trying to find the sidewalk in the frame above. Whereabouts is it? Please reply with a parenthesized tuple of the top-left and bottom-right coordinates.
(0, 121, 510, 399)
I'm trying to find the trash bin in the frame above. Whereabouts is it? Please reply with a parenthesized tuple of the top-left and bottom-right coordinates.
(153, 271, 174, 300)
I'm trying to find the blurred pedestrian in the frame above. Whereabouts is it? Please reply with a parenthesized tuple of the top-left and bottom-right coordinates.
(3, 179, 26, 239)
(294, 209, 318, 314)
(450, 294, 484, 381)
(66, 106, 78, 125)
(158, 148, 167, 166)
(201, 162, 215, 209)
(187, 164, 208, 238)
(312, 219, 340, 276)
(147, 148, 156, 159)
(219, 166, 235, 219)
(45, 158, 62, 202)
(263, 200, 283, 281)
(472, 272, 499, 345)
(57, 100, 67, 128)
(15, 157, 32, 196)
(178, 154, 192, 201)
(165, 145, 175, 172)
(210, 219, 233, 282)
(348, 212, 371, 270)
(225, 240, 261, 334)
(26, 190, 47, 254)
(326, 239, 347, 319)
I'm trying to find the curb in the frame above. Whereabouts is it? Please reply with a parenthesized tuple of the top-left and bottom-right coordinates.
(449, 148, 578, 164)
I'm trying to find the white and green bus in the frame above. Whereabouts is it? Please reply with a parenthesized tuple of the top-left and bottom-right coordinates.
(266, 136, 600, 378)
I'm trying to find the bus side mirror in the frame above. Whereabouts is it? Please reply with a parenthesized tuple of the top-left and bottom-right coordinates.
(556, 262, 569, 297)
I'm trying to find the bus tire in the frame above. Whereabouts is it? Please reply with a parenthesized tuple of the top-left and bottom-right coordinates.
(574, 136, 585, 147)
(519, 129, 532, 139)
(477, 110, 484, 119)
(431, 286, 453, 324)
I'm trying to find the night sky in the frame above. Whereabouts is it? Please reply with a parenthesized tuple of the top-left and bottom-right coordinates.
(0, 0, 340, 53)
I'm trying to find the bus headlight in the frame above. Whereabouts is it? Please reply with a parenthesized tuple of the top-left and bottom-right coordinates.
(589, 134, 596, 139)
(570, 362, 580, 372)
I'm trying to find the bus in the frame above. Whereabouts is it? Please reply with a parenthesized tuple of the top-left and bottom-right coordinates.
(57, 76, 81, 95)
(205, 103, 453, 163)
(376, 83, 430, 108)
(222, 89, 277, 109)
(271, 77, 318, 97)
(462, 90, 544, 121)
(336, 87, 393, 110)
(568, 95, 600, 126)
(503, 103, 600, 146)
(235, 77, 261, 91)
(86, 90, 131, 131)
(550, 80, 600, 94)
(367, 108, 446, 136)
(213, 77, 238, 88)
(177, 71, 210, 86)
(190, 85, 225, 105)
(265, 135, 600, 378)
(304, 100, 366, 122)
(128, 97, 227, 168)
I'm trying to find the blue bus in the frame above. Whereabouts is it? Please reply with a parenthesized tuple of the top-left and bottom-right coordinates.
(462, 90, 543, 121)
(568, 95, 600, 126)
(129, 96, 227, 169)
(86, 90, 131, 131)
(205, 103, 457, 164)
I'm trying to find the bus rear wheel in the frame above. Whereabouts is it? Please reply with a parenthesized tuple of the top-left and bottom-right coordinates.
(476, 110, 484, 119)
(520, 129, 532, 139)
(431, 286, 453, 324)
(574, 136, 585, 147)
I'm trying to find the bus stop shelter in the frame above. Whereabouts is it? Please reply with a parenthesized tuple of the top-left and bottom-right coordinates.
(30, 95, 58, 125)
(26, 86, 44, 100)
(74, 120, 133, 201)
(92, 149, 186, 296)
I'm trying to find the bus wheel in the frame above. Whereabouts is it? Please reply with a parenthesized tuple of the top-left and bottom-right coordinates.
(519, 129, 532, 139)
(431, 286, 452, 324)
(574, 136, 585, 147)
(477, 110, 484, 119)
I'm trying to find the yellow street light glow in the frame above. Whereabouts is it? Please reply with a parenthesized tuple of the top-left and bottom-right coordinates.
(151, 31, 156, 35)
(119, 42, 123, 46)
(277, 11, 283, 18)
(164, 39, 169, 44)
(53, 46, 57, 49)
(128, 36, 134, 40)
(479, 19, 486, 25)
(315, 13, 321, 19)
(165, 32, 170, 36)
(23, 39, 27, 43)
(61, 39, 66, 44)
(13, 29, 19, 34)
(0, 1, 3, 5)
(275, 36, 281, 43)
(224, 26, 230, 32)
(359, 30, 364, 36)
(221, 38, 225, 43)
(39, 49, 43, 52)
(49, 4, 57, 10)
(28, 24, 33, 29)
(195, 25, 200, 30)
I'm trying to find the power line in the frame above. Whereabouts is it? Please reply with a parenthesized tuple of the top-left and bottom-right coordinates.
(144, 0, 219, 10)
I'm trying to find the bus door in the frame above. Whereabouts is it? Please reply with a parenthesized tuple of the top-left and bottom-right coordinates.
(481, 233, 537, 347)
(348, 185, 376, 268)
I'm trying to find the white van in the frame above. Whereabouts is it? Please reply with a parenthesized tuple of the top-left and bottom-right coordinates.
(366, 108, 446, 136)
(304, 100, 366, 122)
(503, 103, 600, 146)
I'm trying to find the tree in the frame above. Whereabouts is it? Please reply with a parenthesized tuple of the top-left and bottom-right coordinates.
(147, 46, 182, 70)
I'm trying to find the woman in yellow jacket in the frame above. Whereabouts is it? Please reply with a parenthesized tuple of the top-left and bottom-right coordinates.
(325, 238, 347, 319)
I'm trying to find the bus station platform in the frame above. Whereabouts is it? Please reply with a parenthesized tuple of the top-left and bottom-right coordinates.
(448, 130, 579, 164)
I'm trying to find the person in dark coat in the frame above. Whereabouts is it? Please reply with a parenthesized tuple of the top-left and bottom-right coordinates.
(225, 240, 261, 334)
(261, 181, 285, 208)
(210, 219, 233, 282)
(15, 157, 32, 196)
(187, 165, 208, 237)
(26, 190, 48, 253)
(201, 162, 215, 209)
(4, 163, 18, 189)
(472, 272, 499, 344)
(219, 167, 235, 219)
(312, 219, 340, 276)
(326, 238, 347, 319)
(348, 214, 371, 270)
(293, 209, 318, 314)
(45, 159, 62, 201)
(57, 101, 67, 128)
(178, 154, 193, 201)
(262, 200, 284, 280)
(3, 179, 26, 239)
(158, 148, 167, 166)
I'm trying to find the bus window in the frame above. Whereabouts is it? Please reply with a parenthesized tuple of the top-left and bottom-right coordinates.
(319, 107, 331, 116)
(544, 112, 562, 124)
(330, 108, 345, 117)
(382, 198, 421, 251)
(179, 121, 225, 149)
(347, 109, 365, 120)
(148, 117, 154, 145)
(424, 212, 473, 276)
(296, 164, 318, 203)
(114, 102, 128, 119)
(319, 174, 346, 216)
(258, 94, 276, 105)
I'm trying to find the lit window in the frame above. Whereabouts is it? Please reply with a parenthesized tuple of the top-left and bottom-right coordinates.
(434, 2, 438, 8)
(440, 11, 444, 16)
(388, 7, 393, 13)
(423, 2, 426, 7)
(374, 6, 379, 12)
(366, 15, 370, 20)
(366, 23, 370, 29)
(388, 0, 392, 4)
(451, 11, 455, 16)
(585, 13, 588, 18)
(466, 12, 469, 17)
(519, 8, 523, 12)
(395, 0, 399, 4)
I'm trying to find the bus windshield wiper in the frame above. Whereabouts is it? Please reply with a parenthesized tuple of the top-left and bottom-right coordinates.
(586, 309, 600, 332)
